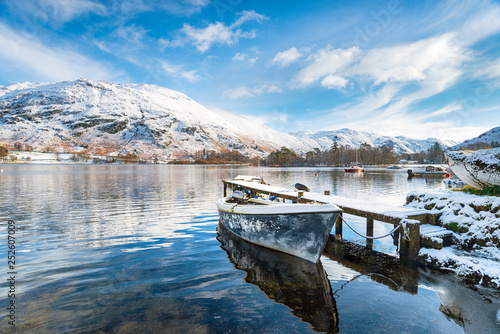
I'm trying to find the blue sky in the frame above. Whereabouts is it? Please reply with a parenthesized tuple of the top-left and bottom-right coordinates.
(1, 0, 500, 142)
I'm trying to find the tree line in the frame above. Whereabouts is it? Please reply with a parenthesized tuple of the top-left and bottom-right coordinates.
(262, 141, 448, 167)
(2, 139, 498, 165)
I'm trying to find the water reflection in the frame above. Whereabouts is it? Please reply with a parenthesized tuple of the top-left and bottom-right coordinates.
(322, 238, 500, 334)
(323, 236, 419, 295)
(217, 222, 339, 333)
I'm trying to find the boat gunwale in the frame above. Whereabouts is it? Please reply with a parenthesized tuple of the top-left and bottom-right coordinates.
(217, 197, 342, 215)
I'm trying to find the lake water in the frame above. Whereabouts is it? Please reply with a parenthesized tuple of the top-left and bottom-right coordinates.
(0, 164, 499, 333)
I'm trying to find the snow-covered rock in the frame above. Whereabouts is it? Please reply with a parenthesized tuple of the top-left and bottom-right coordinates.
(405, 189, 500, 287)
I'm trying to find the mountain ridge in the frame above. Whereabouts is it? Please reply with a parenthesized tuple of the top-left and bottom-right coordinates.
(0, 78, 462, 158)
(450, 126, 500, 150)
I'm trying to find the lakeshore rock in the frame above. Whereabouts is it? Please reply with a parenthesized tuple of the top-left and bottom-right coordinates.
(405, 189, 500, 287)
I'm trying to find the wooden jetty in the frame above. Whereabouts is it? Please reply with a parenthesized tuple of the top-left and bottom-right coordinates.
(222, 177, 449, 261)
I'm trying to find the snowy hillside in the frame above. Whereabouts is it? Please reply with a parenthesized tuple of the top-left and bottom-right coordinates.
(451, 126, 500, 149)
(0, 78, 459, 158)
(290, 129, 459, 154)
(0, 78, 308, 158)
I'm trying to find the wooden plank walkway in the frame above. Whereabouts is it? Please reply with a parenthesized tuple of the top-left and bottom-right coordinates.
(222, 178, 443, 261)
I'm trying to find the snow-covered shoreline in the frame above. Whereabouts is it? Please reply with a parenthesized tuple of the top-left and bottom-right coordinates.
(405, 189, 500, 288)
(0, 150, 169, 164)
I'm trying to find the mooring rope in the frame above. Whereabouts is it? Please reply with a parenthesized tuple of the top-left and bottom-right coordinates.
(341, 216, 410, 241)
(332, 272, 401, 298)
(280, 184, 298, 192)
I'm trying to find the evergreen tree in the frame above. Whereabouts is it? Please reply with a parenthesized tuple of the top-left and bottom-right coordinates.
(0, 145, 8, 159)
(428, 142, 445, 163)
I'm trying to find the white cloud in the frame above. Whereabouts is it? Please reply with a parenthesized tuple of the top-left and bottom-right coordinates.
(181, 22, 240, 53)
(114, 24, 148, 44)
(420, 102, 462, 120)
(159, 60, 200, 82)
(475, 58, 500, 84)
(223, 84, 283, 99)
(321, 75, 348, 89)
(8, 0, 107, 23)
(0, 22, 118, 82)
(272, 47, 303, 67)
(460, 5, 500, 45)
(348, 33, 467, 86)
(162, 10, 268, 53)
(231, 10, 267, 28)
(158, 0, 210, 16)
(295, 46, 359, 87)
(232, 52, 257, 65)
(295, 33, 467, 92)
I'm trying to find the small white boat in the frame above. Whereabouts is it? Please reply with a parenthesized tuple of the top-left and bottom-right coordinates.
(217, 176, 342, 263)
(386, 165, 402, 169)
(445, 148, 500, 189)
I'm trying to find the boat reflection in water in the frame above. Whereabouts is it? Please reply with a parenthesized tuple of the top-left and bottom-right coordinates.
(217, 222, 339, 333)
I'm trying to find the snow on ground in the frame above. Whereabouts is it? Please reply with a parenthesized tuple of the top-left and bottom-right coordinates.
(406, 189, 500, 287)
(3, 151, 121, 163)
(420, 247, 500, 287)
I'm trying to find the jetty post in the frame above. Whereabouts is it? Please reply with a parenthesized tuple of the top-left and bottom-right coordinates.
(325, 190, 343, 241)
(399, 219, 420, 261)
(366, 216, 374, 250)
(334, 213, 343, 240)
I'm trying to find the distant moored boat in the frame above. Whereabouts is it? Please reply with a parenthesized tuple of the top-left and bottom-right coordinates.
(407, 166, 450, 178)
(344, 166, 364, 173)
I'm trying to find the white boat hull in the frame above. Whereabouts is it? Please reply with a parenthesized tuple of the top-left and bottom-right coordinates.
(445, 149, 500, 189)
(217, 197, 341, 263)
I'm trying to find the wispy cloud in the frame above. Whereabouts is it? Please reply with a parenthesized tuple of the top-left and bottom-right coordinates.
(272, 47, 303, 67)
(6, 0, 107, 24)
(159, 60, 201, 82)
(0, 22, 118, 82)
(295, 46, 359, 87)
(161, 10, 268, 53)
(113, 24, 149, 44)
(223, 84, 283, 99)
(232, 52, 257, 65)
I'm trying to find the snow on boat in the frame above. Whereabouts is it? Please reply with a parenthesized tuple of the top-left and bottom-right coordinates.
(445, 148, 500, 189)
(407, 166, 450, 178)
(217, 176, 342, 263)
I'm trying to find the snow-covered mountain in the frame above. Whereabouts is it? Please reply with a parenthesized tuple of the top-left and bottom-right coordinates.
(0, 78, 308, 158)
(451, 126, 500, 150)
(0, 78, 458, 158)
(290, 129, 459, 154)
